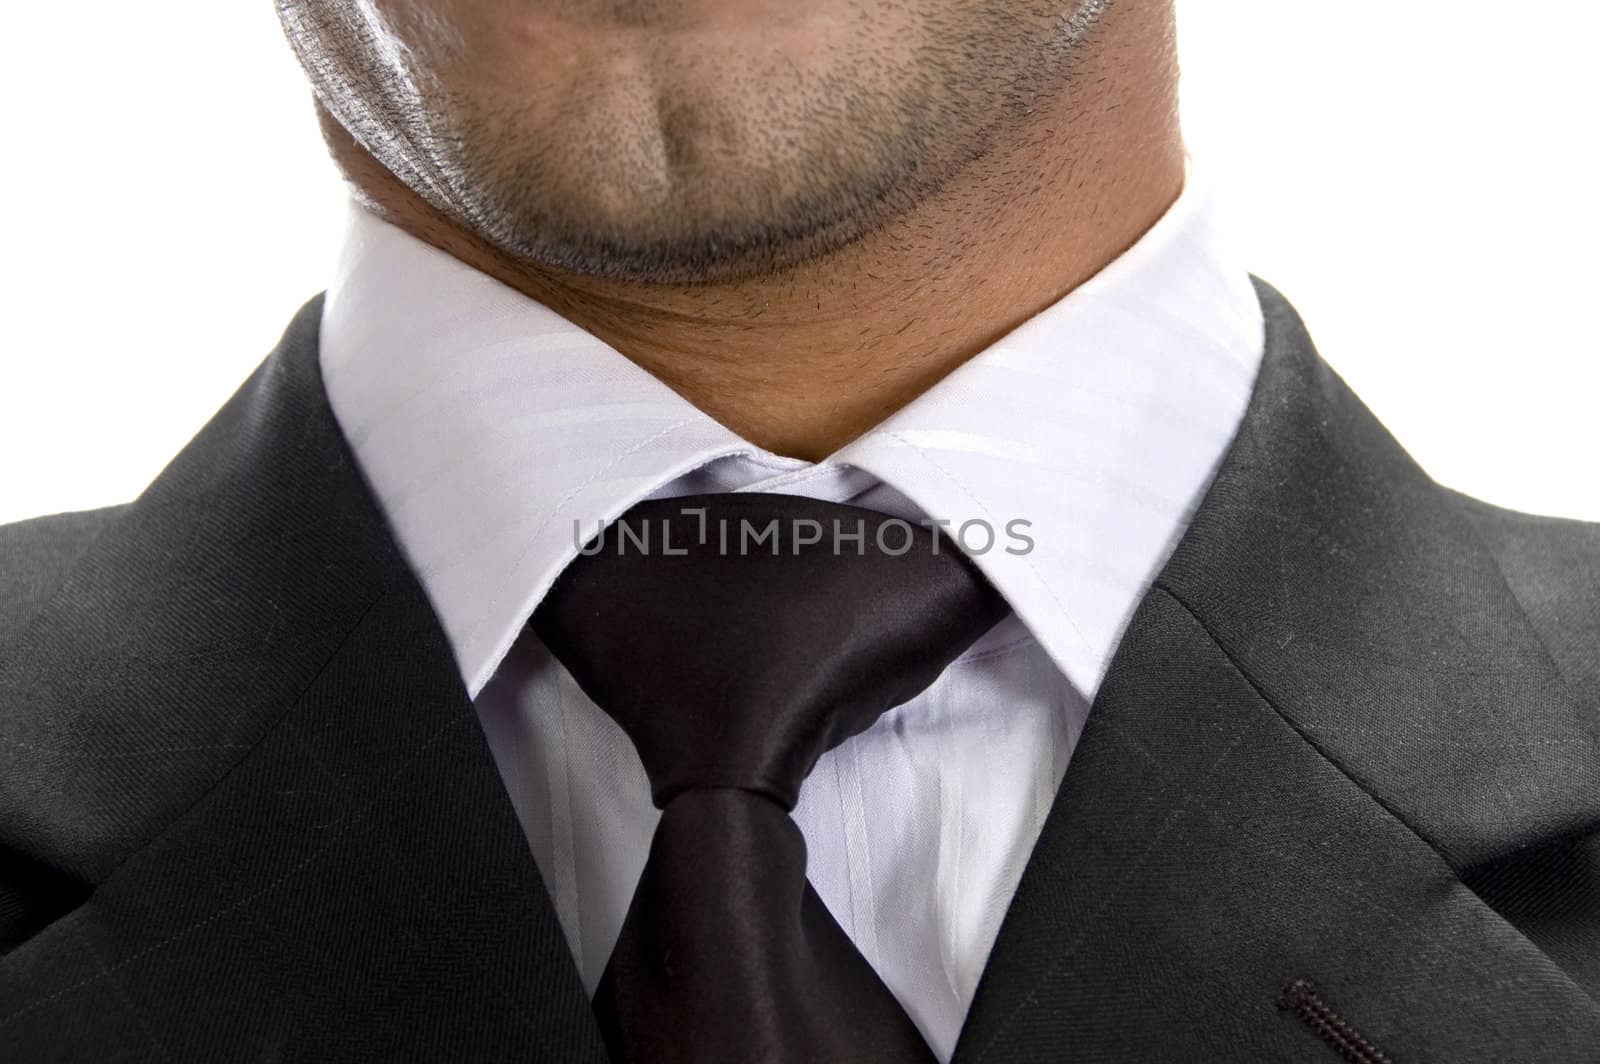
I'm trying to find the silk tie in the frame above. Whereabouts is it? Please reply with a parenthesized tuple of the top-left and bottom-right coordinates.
(532, 493, 1009, 1064)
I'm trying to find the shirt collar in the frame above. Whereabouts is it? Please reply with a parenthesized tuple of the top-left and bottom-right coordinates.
(320, 165, 1263, 700)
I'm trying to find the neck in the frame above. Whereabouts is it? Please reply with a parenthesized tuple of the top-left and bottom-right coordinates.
(322, 2, 1183, 461)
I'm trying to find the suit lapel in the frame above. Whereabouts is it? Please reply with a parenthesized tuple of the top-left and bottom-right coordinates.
(0, 299, 607, 1061)
(952, 281, 1600, 1063)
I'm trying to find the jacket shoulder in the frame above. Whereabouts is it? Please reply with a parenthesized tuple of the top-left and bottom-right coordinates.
(0, 505, 126, 648)
(1452, 491, 1600, 707)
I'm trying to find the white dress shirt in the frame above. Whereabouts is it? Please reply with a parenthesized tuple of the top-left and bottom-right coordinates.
(318, 166, 1265, 1060)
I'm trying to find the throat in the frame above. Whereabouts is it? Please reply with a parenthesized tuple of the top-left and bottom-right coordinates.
(324, 0, 1185, 461)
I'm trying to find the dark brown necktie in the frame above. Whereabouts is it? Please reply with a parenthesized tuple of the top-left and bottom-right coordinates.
(532, 493, 1009, 1064)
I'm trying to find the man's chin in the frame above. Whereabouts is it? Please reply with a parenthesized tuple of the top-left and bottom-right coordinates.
(468, 168, 929, 286)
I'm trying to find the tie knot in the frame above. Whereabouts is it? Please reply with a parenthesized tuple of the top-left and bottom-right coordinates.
(532, 494, 1010, 810)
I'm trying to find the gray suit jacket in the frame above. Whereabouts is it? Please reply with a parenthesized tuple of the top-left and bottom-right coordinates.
(1, 281, 1597, 1061)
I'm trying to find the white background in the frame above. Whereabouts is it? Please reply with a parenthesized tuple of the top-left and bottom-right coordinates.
(1, 2, 1596, 525)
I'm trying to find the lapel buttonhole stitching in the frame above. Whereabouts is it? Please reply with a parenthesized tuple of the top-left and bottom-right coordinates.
(1278, 979, 1395, 1064)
